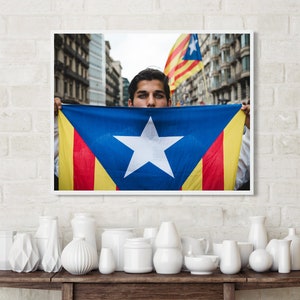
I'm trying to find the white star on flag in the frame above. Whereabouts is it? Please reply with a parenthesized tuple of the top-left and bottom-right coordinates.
(114, 117, 183, 178)
(188, 35, 197, 55)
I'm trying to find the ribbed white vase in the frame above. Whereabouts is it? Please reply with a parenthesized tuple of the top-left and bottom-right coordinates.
(61, 237, 97, 275)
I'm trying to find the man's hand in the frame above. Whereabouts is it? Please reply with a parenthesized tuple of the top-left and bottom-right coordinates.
(241, 104, 250, 129)
(54, 97, 62, 116)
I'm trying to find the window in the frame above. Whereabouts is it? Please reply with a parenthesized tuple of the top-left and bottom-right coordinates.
(241, 34, 250, 48)
(242, 55, 250, 71)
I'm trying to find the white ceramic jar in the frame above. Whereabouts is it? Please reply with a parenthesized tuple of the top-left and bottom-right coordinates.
(124, 238, 152, 274)
(0, 230, 16, 270)
(101, 228, 135, 271)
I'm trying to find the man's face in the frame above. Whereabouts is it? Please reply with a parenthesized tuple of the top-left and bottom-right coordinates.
(128, 80, 171, 108)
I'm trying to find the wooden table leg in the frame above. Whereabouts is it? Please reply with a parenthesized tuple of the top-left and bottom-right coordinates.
(62, 283, 73, 300)
(223, 283, 235, 300)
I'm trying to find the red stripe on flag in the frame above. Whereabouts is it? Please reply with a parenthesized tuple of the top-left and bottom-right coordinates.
(73, 130, 95, 190)
(173, 60, 202, 82)
(165, 35, 190, 68)
(202, 132, 224, 190)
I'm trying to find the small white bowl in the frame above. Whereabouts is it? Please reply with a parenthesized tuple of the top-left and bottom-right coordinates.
(184, 255, 219, 275)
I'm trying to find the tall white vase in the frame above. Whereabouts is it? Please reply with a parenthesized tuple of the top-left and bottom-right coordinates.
(278, 239, 291, 274)
(9, 233, 40, 273)
(71, 213, 98, 269)
(284, 228, 300, 270)
(248, 216, 268, 250)
(220, 240, 241, 275)
(154, 221, 181, 249)
(41, 219, 62, 272)
(35, 215, 60, 270)
(153, 221, 183, 274)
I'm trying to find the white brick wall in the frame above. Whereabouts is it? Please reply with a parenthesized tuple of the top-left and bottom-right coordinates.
(0, 0, 300, 299)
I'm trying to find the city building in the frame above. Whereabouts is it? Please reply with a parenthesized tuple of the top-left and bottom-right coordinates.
(105, 41, 122, 106)
(122, 77, 130, 106)
(54, 34, 90, 104)
(88, 34, 106, 106)
(173, 33, 251, 106)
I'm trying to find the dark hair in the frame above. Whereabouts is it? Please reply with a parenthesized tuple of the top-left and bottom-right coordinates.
(128, 68, 170, 101)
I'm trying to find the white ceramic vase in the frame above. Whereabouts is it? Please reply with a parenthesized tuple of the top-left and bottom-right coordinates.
(0, 230, 16, 270)
(154, 221, 181, 248)
(266, 239, 279, 271)
(9, 233, 40, 273)
(153, 248, 183, 274)
(220, 240, 241, 275)
(35, 216, 60, 270)
(248, 216, 268, 250)
(61, 237, 98, 275)
(278, 239, 291, 274)
(71, 213, 98, 269)
(249, 249, 272, 272)
(41, 219, 62, 272)
(284, 228, 300, 270)
(101, 228, 135, 271)
(99, 248, 115, 275)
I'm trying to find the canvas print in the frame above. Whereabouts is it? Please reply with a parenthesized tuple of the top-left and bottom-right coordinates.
(52, 32, 253, 194)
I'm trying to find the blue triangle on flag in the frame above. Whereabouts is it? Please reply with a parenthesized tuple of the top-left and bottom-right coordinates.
(183, 34, 202, 61)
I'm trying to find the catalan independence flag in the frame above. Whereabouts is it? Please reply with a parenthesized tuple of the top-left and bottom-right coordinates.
(58, 104, 245, 191)
(164, 34, 203, 94)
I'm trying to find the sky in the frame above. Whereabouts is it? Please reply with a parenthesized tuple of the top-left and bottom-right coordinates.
(104, 32, 181, 82)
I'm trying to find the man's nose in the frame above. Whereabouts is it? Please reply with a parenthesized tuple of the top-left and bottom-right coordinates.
(147, 94, 156, 107)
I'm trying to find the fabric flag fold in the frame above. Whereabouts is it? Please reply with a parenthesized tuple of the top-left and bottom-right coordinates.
(58, 104, 245, 191)
(164, 34, 203, 94)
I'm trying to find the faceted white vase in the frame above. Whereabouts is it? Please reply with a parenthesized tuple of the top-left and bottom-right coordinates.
(9, 233, 40, 273)
(41, 219, 62, 272)
(61, 237, 97, 275)
(35, 215, 61, 270)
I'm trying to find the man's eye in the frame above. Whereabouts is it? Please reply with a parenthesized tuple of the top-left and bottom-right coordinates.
(155, 93, 165, 99)
(138, 94, 147, 99)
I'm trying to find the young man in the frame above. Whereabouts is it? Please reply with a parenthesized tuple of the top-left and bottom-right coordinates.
(54, 68, 250, 190)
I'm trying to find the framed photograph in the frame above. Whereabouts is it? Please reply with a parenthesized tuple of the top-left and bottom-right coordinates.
(51, 31, 253, 195)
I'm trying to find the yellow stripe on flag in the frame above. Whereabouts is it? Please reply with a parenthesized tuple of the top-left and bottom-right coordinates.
(94, 158, 117, 190)
(58, 111, 74, 190)
(182, 159, 203, 190)
(223, 110, 246, 190)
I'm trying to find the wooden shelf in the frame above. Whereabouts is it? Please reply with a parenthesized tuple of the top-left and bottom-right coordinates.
(1, 269, 300, 300)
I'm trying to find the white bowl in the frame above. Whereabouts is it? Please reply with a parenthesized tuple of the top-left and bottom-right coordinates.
(184, 255, 219, 275)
